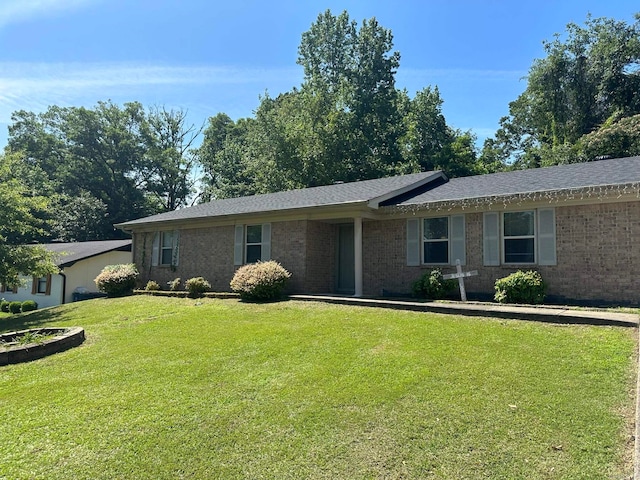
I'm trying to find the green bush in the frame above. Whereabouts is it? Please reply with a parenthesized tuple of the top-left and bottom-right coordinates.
(167, 278, 181, 291)
(230, 261, 291, 302)
(494, 270, 547, 304)
(94, 264, 139, 297)
(0, 299, 8, 313)
(412, 269, 457, 299)
(145, 280, 161, 291)
(21, 300, 38, 312)
(9, 301, 22, 314)
(185, 277, 211, 298)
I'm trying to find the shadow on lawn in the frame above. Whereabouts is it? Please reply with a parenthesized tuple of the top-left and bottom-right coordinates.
(0, 306, 79, 334)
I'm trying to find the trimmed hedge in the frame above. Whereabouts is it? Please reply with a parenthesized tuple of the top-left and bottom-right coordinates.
(412, 269, 456, 300)
(9, 301, 22, 314)
(494, 270, 547, 304)
(21, 300, 38, 312)
(94, 264, 139, 297)
(185, 277, 211, 298)
(230, 261, 291, 302)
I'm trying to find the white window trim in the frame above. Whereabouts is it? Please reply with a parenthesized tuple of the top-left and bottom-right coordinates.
(414, 214, 465, 266)
(484, 209, 556, 267)
(422, 216, 451, 266)
(502, 210, 536, 265)
(234, 223, 271, 265)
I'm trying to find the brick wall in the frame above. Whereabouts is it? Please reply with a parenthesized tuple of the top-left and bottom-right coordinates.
(364, 202, 640, 304)
(304, 221, 335, 293)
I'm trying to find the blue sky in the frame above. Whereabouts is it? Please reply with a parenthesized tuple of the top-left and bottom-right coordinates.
(0, 0, 638, 149)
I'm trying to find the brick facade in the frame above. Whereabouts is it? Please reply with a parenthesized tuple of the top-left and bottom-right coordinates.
(133, 200, 640, 304)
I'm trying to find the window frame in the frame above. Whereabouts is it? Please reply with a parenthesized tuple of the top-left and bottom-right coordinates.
(245, 224, 263, 264)
(422, 216, 450, 265)
(501, 210, 536, 265)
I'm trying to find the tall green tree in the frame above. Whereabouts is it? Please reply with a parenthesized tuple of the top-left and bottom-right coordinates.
(198, 10, 484, 199)
(481, 13, 640, 168)
(0, 152, 57, 286)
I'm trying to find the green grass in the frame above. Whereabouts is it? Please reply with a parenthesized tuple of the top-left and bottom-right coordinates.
(0, 297, 636, 479)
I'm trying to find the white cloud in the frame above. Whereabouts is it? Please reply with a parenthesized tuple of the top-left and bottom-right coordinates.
(0, 0, 99, 28)
(0, 62, 301, 140)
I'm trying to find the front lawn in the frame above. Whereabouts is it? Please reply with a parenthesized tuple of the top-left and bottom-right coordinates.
(0, 297, 636, 479)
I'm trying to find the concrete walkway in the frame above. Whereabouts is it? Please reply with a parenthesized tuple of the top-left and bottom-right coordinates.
(290, 294, 639, 327)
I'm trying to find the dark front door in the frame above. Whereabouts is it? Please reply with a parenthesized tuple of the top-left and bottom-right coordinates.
(337, 224, 355, 294)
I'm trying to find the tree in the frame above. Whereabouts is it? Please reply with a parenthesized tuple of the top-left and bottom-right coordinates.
(141, 107, 202, 211)
(0, 152, 57, 286)
(197, 10, 485, 198)
(482, 13, 640, 168)
(7, 101, 164, 239)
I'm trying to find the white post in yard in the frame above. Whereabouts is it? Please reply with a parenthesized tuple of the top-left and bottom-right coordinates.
(354, 217, 363, 297)
(442, 259, 478, 302)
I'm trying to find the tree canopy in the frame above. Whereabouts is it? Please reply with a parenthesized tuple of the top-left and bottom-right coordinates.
(198, 10, 485, 199)
(481, 13, 640, 168)
(0, 152, 57, 286)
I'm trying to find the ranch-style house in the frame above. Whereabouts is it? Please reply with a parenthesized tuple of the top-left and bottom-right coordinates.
(117, 156, 640, 305)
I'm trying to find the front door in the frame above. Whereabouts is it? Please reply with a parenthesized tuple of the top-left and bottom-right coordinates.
(337, 224, 355, 294)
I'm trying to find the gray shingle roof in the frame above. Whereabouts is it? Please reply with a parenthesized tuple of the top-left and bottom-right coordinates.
(117, 171, 441, 228)
(116, 156, 640, 230)
(43, 240, 132, 267)
(396, 156, 640, 206)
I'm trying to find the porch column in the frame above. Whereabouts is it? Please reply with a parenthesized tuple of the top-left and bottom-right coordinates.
(354, 217, 363, 297)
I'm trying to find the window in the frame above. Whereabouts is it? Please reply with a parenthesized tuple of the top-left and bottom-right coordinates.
(161, 231, 175, 265)
(31, 275, 51, 296)
(234, 224, 271, 265)
(483, 209, 556, 266)
(151, 230, 180, 267)
(503, 211, 535, 263)
(407, 215, 465, 267)
(423, 217, 449, 264)
(245, 225, 263, 264)
(37, 277, 48, 294)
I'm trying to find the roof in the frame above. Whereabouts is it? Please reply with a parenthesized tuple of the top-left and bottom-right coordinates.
(43, 240, 132, 267)
(116, 156, 640, 230)
(116, 171, 443, 228)
(396, 156, 640, 206)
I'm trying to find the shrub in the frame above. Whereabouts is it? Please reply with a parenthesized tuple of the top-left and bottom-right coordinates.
(9, 301, 22, 314)
(168, 277, 181, 291)
(230, 261, 291, 302)
(185, 277, 211, 298)
(21, 300, 38, 312)
(94, 264, 139, 297)
(412, 269, 457, 299)
(145, 280, 161, 291)
(494, 270, 547, 304)
(0, 299, 8, 313)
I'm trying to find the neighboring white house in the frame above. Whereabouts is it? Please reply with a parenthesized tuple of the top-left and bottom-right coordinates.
(0, 240, 132, 308)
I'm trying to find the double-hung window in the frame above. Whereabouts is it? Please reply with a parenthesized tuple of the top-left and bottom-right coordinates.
(407, 215, 465, 266)
(503, 211, 535, 263)
(483, 208, 556, 266)
(423, 217, 449, 264)
(31, 275, 51, 295)
(151, 230, 180, 267)
(234, 223, 271, 265)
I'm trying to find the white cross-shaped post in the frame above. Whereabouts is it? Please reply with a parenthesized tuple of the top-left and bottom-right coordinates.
(442, 259, 478, 302)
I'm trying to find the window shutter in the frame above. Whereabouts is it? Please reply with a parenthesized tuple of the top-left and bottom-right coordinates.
(450, 215, 466, 265)
(483, 212, 500, 266)
(406, 219, 420, 266)
(537, 208, 557, 266)
(151, 232, 160, 267)
(31, 277, 37, 294)
(261, 223, 271, 261)
(0, 284, 5, 293)
(45, 274, 52, 296)
(171, 230, 180, 266)
(234, 225, 244, 266)
(12, 283, 17, 294)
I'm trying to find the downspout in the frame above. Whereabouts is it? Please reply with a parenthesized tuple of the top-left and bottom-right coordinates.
(60, 272, 67, 305)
